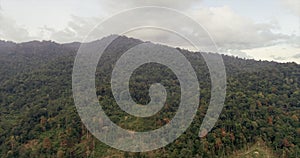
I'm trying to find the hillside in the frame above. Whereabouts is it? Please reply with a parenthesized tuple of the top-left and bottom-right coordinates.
(0, 36, 299, 157)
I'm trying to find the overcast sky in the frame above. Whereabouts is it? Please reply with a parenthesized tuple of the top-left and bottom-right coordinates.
(0, 0, 299, 63)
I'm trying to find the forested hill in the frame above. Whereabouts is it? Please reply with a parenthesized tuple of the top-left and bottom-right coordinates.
(0, 36, 299, 157)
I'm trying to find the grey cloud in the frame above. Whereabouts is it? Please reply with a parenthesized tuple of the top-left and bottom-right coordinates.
(100, 0, 200, 11)
(120, 6, 294, 52)
(46, 8, 219, 52)
(292, 53, 300, 58)
(289, 35, 300, 48)
(0, 12, 32, 42)
(189, 6, 292, 51)
(280, 0, 300, 17)
(47, 15, 101, 43)
(226, 49, 253, 59)
(45, 4, 296, 59)
(270, 55, 287, 61)
(127, 0, 200, 9)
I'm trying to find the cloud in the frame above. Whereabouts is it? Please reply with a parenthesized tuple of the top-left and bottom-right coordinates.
(289, 35, 300, 48)
(0, 12, 32, 42)
(44, 15, 101, 43)
(244, 44, 300, 63)
(44, 5, 294, 53)
(270, 55, 287, 61)
(292, 53, 300, 59)
(188, 6, 291, 50)
(280, 0, 300, 17)
(99, 0, 200, 11)
(226, 49, 253, 59)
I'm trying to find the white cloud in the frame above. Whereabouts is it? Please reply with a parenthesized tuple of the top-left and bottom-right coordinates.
(244, 44, 300, 63)
(225, 49, 253, 59)
(98, 0, 201, 11)
(188, 6, 291, 50)
(43, 16, 101, 43)
(41, 4, 296, 57)
(270, 55, 287, 61)
(280, 0, 300, 17)
(293, 53, 300, 59)
(0, 12, 32, 41)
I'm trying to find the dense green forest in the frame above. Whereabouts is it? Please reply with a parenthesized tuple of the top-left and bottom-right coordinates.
(0, 36, 299, 157)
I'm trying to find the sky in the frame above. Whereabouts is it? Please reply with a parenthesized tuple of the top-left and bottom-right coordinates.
(0, 0, 299, 63)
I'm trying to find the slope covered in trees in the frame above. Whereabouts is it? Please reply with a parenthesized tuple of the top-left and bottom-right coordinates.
(0, 36, 299, 157)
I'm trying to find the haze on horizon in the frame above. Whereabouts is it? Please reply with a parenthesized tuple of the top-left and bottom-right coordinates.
(0, 0, 299, 63)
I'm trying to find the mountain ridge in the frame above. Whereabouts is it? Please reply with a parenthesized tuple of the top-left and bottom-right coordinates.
(0, 35, 298, 65)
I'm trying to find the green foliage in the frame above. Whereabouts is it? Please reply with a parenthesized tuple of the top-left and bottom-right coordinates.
(0, 36, 299, 157)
